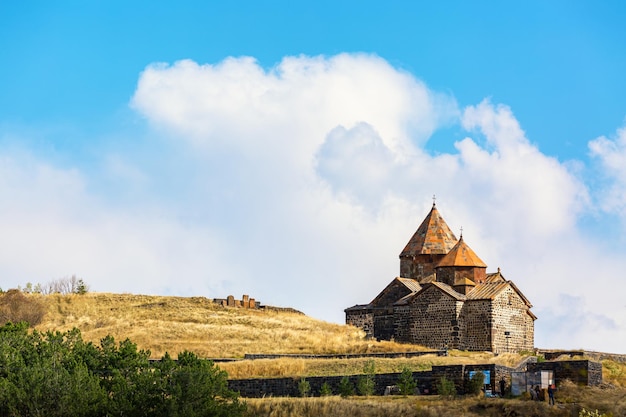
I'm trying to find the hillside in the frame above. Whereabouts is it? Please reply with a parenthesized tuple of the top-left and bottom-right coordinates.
(34, 292, 427, 359)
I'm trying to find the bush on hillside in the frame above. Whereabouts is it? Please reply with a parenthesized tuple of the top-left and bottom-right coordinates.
(298, 377, 311, 397)
(465, 371, 485, 396)
(436, 376, 456, 397)
(319, 382, 333, 396)
(0, 323, 246, 417)
(338, 376, 354, 397)
(397, 366, 417, 395)
(0, 289, 46, 326)
(357, 360, 376, 396)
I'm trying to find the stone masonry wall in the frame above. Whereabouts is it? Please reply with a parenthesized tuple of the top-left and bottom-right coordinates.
(213, 294, 259, 308)
(400, 254, 445, 280)
(228, 361, 598, 398)
(527, 360, 603, 386)
(460, 300, 492, 351)
(490, 288, 534, 353)
(392, 304, 410, 342)
(373, 310, 395, 341)
(345, 309, 374, 338)
(228, 364, 519, 398)
(406, 286, 461, 349)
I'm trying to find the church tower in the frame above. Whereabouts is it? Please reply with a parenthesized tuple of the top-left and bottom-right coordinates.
(399, 202, 458, 281)
(435, 234, 487, 293)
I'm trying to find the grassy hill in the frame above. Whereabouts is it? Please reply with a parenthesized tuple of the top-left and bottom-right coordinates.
(34, 292, 426, 359)
(23, 292, 626, 416)
(30, 292, 534, 379)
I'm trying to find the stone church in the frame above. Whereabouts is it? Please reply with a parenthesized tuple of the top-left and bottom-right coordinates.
(345, 202, 535, 353)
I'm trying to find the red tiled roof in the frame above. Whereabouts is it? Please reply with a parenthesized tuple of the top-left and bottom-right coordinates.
(399, 204, 458, 257)
(436, 236, 487, 268)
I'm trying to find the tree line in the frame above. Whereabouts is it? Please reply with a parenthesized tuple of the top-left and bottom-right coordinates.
(0, 322, 246, 417)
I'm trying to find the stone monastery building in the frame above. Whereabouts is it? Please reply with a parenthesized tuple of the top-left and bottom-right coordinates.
(345, 202, 536, 353)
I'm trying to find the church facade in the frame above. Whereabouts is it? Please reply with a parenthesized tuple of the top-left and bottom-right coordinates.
(345, 203, 535, 353)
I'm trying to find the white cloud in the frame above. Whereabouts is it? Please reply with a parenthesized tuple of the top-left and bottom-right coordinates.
(0, 149, 238, 298)
(3, 53, 626, 353)
(130, 54, 626, 352)
(589, 125, 626, 218)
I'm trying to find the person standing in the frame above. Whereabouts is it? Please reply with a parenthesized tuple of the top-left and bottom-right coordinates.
(548, 384, 555, 405)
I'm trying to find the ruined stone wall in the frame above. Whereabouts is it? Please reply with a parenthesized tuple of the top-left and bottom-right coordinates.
(406, 287, 461, 349)
(213, 294, 259, 309)
(345, 309, 374, 338)
(490, 287, 534, 353)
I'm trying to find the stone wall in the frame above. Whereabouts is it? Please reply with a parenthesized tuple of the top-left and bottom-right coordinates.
(527, 360, 603, 386)
(213, 294, 259, 309)
(460, 300, 492, 351)
(373, 310, 395, 340)
(228, 364, 518, 398)
(404, 286, 462, 349)
(400, 253, 445, 280)
(243, 351, 447, 360)
(345, 307, 374, 338)
(490, 287, 534, 353)
(228, 369, 441, 398)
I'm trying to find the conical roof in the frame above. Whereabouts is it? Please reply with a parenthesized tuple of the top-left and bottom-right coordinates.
(400, 203, 458, 257)
(436, 236, 487, 268)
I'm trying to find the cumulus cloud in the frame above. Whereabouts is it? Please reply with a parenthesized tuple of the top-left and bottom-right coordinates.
(0, 149, 239, 298)
(131, 54, 457, 162)
(2, 53, 625, 352)
(131, 54, 610, 350)
(589, 125, 626, 218)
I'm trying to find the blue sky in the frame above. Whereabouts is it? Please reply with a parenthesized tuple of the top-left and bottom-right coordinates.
(2, 1, 626, 352)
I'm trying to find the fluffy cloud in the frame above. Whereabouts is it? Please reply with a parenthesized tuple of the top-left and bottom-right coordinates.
(0, 149, 238, 298)
(2, 53, 625, 352)
(589, 125, 626, 219)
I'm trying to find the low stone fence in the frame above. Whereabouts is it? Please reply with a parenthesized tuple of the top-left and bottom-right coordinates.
(229, 371, 433, 398)
(227, 360, 601, 398)
(228, 364, 510, 398)
(243, 351, 447, 360)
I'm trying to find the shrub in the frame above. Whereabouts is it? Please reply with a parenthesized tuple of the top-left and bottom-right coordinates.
(465, 371, 484, 396)
(397, 367, 417, 395)
(319, 382, 333, 396)
(436, 376, 456, 397)
(357, 360, 376, 396)
(0, 289, 46, 326)
(298, 377, 311, 397)
(338, 376, 354, 397)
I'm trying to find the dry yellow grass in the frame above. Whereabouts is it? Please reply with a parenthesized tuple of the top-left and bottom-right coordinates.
(244, 382, 626, 417)
(221, 352, 527, 379)
(34, 292, 424, 359)
(243, 395, 577, 417)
